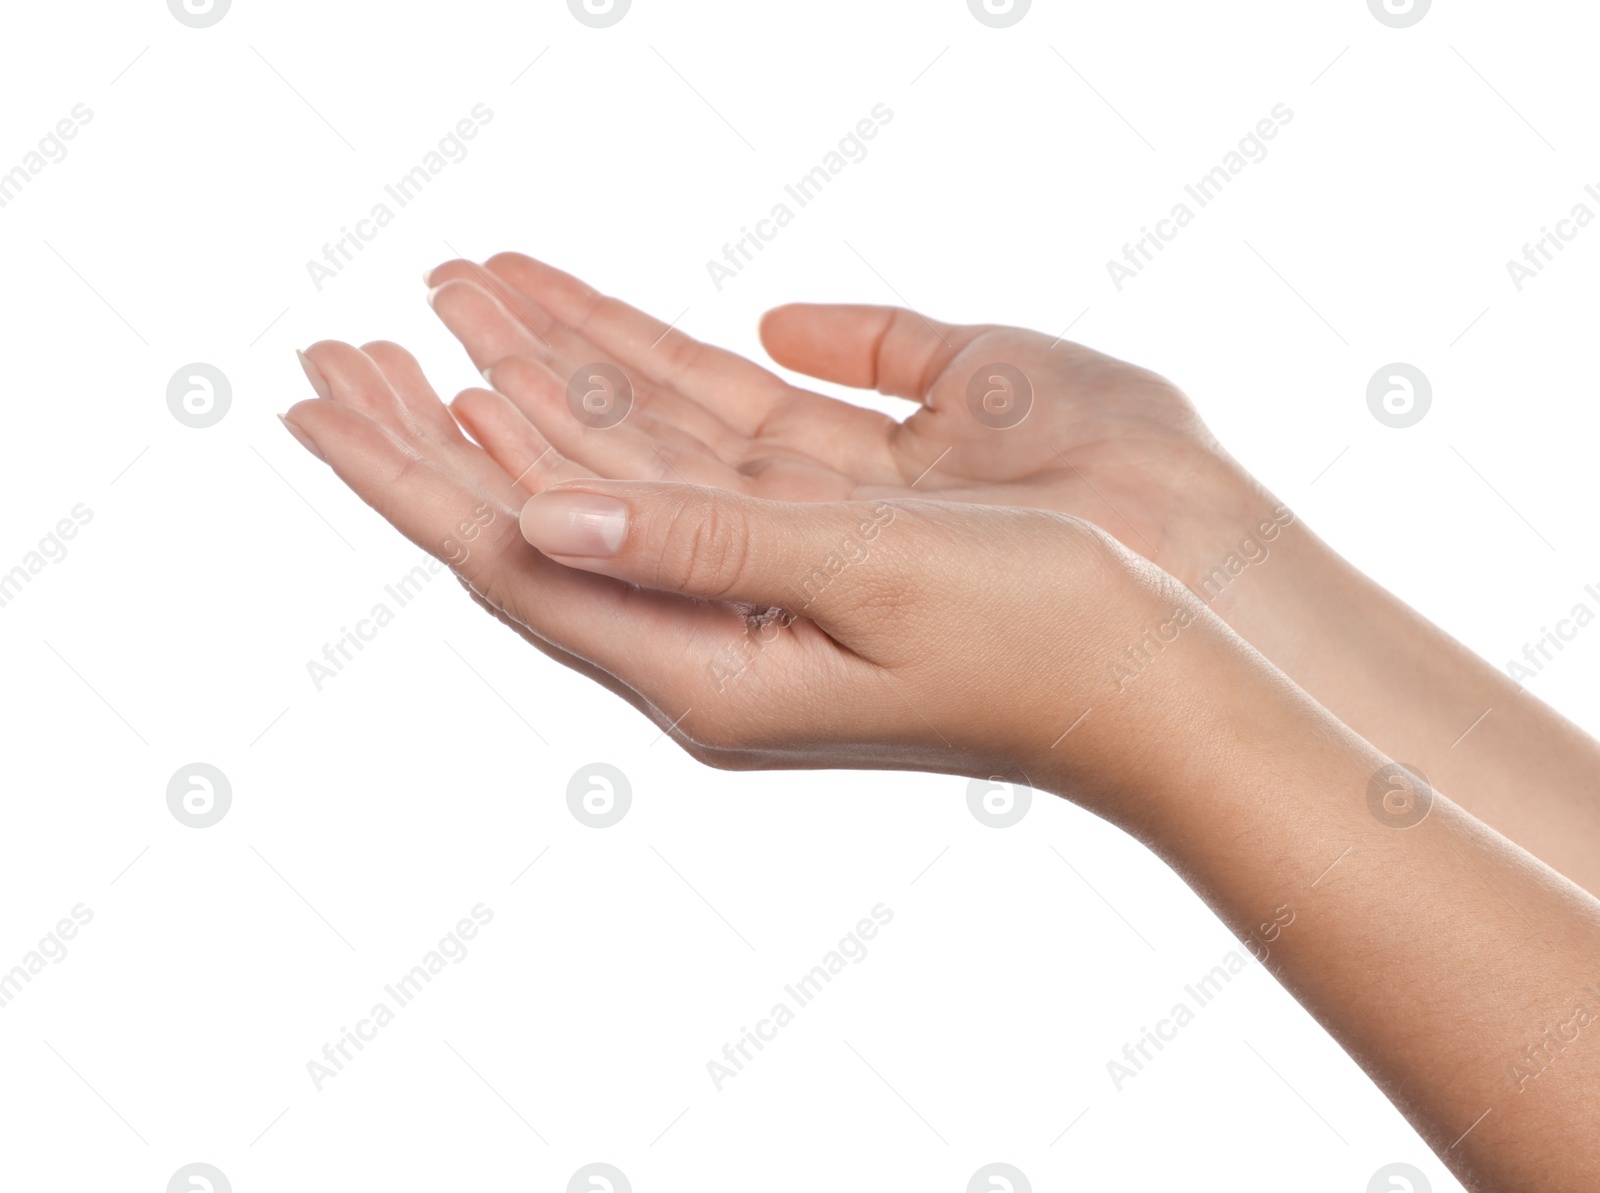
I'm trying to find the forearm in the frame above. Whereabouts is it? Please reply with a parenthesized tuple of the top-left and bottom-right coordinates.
(1195, 465, 1600, 895)
(1036, 637, 1600, 1192)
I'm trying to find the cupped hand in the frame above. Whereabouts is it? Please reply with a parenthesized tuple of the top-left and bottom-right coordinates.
(422, 253, 1272, 592)
(282, 341, 1600, 1193)
(283, 339, 1241, 814)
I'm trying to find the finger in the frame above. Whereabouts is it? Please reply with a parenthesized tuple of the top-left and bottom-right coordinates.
(281, 396, 541, 599)
(426, 258, 560, 347)
(449, 386, 597, 494)
(485, 355, 750, 489)
(475, 252, 792, 434)
(360, 339, 469, 441)
(279, 398, 739, 700)
(428, 275, 743, 456)
(281, 399, 862, 755)
(427, 277, 555, 372)
(458, 368, 860, 505)
(299, 341, 415, 431)
(759, 303, 976, 402)
(430, 258, 902, 487)
(298, 340, 527, 509)
(516, 479, 903, 630)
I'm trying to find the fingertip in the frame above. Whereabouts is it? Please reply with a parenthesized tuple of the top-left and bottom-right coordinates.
(483, 354, 539, 393)
(296, 347, 334, 401)
(426, 276, 523, 332)
(280, 397, 347, 459)
(757, 304, 792, 344)
(518, 486, 628, 558)
(484, 250, 531, 274)
(423, 269, 497, 309)
(757, 304, 835, 373)
(278, 410, 326, 462)
(449, 386, 496, 416)
(426, 277, 474, 306)
(283, 393, 343, 434)
(423, 258, 469, 286)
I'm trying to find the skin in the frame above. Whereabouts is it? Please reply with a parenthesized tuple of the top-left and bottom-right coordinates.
(418, 253, 1600, 899)
(278, 265, 1600, 1191)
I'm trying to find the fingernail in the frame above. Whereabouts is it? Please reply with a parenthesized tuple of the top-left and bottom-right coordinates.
(426, 285, 445, 309)
(296, 349, 333, 401)
(481, 365, 496, 385)
(422, 267, 435, 286)
(520, 491, 626, 557)
(278, 413, 326, 462)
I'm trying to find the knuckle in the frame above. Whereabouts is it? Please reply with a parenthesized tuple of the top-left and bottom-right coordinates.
(1051, 513, 1125, 582)
(655, 496, 750, 599)
(1060, 512, 1118, 562)
(1046, 512, 1171, 616)
(385, 445, 431, 495)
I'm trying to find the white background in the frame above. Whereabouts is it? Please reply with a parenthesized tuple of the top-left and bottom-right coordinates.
(1, 1, 1596, 1190)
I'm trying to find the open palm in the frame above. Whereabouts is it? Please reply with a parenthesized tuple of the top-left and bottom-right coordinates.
(426, 253, 1260, 588)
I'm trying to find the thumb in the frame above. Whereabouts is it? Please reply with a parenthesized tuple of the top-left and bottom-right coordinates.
(759, 302, 969, 399)
(518, 480, 899, 614)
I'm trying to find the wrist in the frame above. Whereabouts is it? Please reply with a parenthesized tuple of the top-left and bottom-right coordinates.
(1008, 533, 1294, 833)
(1162, 455, 1358, 684)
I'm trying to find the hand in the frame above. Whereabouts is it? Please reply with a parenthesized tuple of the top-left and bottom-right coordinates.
(424, 254, 1600, 901)
(422, 253, 1264, 595)
(283, 338, 1237, 815)
(284, 338, 1600, 1193)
